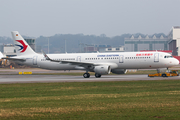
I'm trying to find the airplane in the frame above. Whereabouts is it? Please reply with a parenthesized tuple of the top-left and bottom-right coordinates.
(1, 31, 179, 78)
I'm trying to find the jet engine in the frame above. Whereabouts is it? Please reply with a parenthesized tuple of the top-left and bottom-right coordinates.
(111, 69, 127, 74)
(94, 66, 111, 75)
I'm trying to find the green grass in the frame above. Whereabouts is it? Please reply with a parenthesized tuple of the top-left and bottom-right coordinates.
(0, 80, 180, 119)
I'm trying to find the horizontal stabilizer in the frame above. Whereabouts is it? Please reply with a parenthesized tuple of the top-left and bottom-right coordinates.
(1, 57, 26, 61)
(0, 52, 3, 59)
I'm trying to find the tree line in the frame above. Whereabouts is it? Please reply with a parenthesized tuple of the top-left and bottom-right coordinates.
(0, 33, 166, 53)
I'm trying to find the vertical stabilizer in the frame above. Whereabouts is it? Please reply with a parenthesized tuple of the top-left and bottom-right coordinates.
(12, 31, 36, 56)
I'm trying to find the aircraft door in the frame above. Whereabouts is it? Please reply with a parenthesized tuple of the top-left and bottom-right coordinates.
(33, 56, 38, 65)
(77, 56, 81, 62)
(154, 53, 159, 62)
(119, 55, 124, 63)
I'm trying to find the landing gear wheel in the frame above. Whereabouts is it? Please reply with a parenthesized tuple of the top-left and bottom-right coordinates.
(83, 73, 90, 78)
(95, 73, 101, 78)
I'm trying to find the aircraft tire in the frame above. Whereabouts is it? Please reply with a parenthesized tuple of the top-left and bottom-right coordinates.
(95, 73, 101, 78)
(83, 73, 90, 78)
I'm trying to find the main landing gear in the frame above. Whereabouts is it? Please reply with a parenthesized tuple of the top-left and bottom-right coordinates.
(83, 73, 90, 78)
(95, 73, 101, 78)
(83, 73, 102, 78)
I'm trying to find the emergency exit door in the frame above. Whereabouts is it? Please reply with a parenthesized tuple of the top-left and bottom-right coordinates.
(154, 53, 159, 62)
(77, 56, 81, 62)
(119, 55, 124, 63)
(33, 56, 38, 65)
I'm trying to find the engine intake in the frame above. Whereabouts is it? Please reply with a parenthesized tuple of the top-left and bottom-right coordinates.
(94, 66, 111, 75)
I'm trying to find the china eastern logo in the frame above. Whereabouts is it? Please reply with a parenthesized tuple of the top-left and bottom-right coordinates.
(15, 40, 28, 53)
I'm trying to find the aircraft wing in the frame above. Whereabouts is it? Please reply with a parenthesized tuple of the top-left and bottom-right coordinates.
(1, 57, 26, 61)
(42, 51, 99, 67)
(59, 60, 96, 66)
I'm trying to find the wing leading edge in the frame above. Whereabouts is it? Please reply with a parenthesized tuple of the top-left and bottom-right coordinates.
(42, 51, 100, 67)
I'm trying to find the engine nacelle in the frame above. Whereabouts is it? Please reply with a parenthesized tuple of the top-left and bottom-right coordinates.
(111, 69, 127, 74)
(94, 66, 111, 75)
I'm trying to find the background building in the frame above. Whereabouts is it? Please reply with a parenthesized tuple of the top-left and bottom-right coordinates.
(99, 46, 124, 52)
(124, 35, 169, 52)
(24, 39, 36, 51)
(124, 26, 180, 58)
(3, 44, 16, 57)
(83, 45, 125, 53)
(168, 26, 180, 56)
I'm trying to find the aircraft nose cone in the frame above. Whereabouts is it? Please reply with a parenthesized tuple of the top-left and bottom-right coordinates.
(174, 58, 179, 65)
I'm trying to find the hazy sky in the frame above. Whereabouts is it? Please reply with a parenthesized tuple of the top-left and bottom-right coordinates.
(1, 0, 180, 37)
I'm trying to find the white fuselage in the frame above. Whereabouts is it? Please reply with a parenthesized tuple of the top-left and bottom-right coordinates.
(8, 31, 179, 78)
(17, 51, 179, 70)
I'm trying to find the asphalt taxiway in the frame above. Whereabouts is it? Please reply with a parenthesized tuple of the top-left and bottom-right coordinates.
(0, 74, 180, 84)
(0, 68, 180, 84)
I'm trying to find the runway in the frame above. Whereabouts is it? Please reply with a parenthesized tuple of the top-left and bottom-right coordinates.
(0, 68, 180, 84)
(0, 74, 180, 84)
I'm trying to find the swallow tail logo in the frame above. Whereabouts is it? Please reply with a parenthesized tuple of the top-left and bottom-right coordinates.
(15, 40, 28, 53)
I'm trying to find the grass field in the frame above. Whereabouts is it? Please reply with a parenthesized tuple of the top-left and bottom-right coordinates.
(0, 80, 180, 120)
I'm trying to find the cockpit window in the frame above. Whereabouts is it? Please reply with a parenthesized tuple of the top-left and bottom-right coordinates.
(164, 56, 173, 58)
